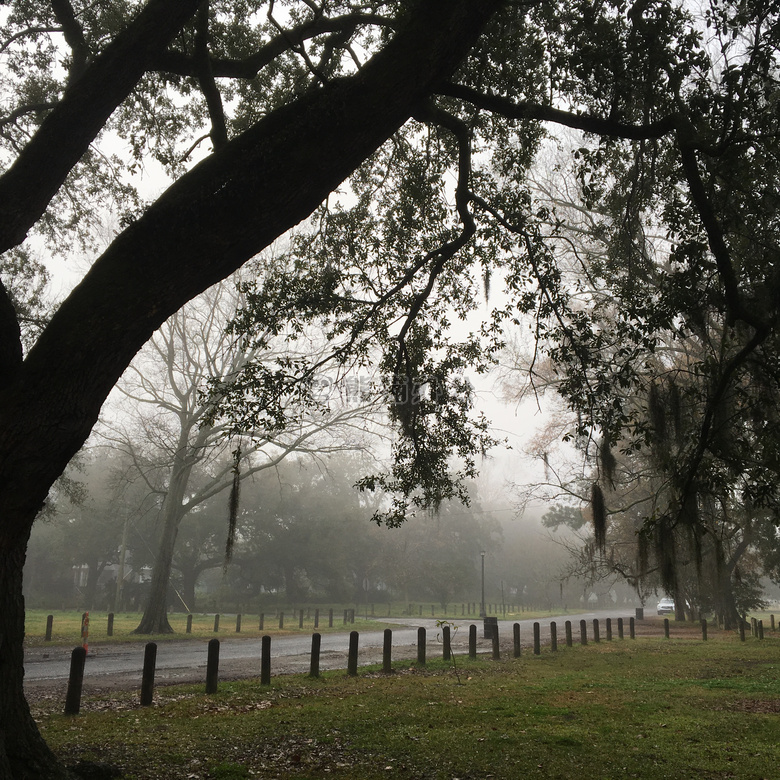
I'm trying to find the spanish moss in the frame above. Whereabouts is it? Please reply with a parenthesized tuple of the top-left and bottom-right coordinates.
(591, 482, 607, 553)
(224, 444, 242, 568)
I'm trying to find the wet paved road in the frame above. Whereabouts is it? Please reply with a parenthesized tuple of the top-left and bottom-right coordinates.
(24, 609, 636, 689)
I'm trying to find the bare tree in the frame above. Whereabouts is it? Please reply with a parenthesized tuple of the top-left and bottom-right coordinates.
(103, 280, 381, 633)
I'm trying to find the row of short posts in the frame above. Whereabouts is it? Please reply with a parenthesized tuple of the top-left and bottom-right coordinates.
(47, 609, 352, 642)
(526, 618, 638, 656)
(406, 603, 525, 616)
(52, 608, 776, 641)
(61, 612, 768, 714)
(63, 622, 482, 714)
(47, 606, 552, 641)
(65, 617, 639, 713)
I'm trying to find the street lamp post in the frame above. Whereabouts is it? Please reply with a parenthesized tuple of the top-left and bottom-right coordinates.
(480, 551, 486, 618)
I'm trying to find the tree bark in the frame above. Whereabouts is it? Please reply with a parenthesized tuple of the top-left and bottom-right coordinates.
(0, 533, 70, 779)
(0, 1, 502, 775)
(179, 564, 199, 613)
(133, 512, 178, 634)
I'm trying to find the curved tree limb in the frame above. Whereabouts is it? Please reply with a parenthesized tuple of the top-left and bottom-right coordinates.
(50, 0, 89, 83)
(194, 0, 228, 149)
(153, 13, 393, 79)
(437, 82, 678, 140)
(0, 0, 201, 255)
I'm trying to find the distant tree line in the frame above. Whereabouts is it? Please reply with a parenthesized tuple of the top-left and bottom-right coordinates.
(25, 450, 598, 613)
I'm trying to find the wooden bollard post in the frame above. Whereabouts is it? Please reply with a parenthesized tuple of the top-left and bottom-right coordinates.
(771, 614, 775, 630)
(328, 608, 333, 628)
(261, 635, 271, 685)
(580, 619, 587, 645)
(350, 609, 355, 624)
(205, 638, 220, 694)
(550, 621, 558, 652)
(279, 612, 284, 630)
(383, 628, 393, 673)
(186, 614, 193, 633)
(81, 611, 90, 654)
(45, 614, 53, 641)
(592, 619, 600, 643)
(417, 627, 426, 665)
(758, 620, 764, 640)
(343, 609, 348, 625)
(347, 630, 359, 676)
(213, 614, 220, 632)
(606, 618, 612, 641)
(739, 619, 746, 642)
(617, 617, 624, 639)
(630, 616, 635, 639)
(513, 623, 521, 658)
(236, 614, 242, 633)
(664, 618, 670, 638)
(701, 618, 708, 641)
(469, 624, 477, 659)
(107, 613, 114, 637)
(442, 626, 451, 661)
(565, 620, 573, 647)
(533, 622, 541, 655)
(258, 613, 264, 631)
(299, 611, 304, 629)
(140, 642, 157, 706)
(64, 646, 87, 715)
(309, 633, 321, 678)
(314, 609, 320, 629)
(492, 622, 500, 660)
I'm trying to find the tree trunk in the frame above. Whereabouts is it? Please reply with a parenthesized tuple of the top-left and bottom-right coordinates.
(0, 529, 70, 779)
(179, 565, 198, 613)
(133, 508, 179, 634)
(83, 556, 106, 611)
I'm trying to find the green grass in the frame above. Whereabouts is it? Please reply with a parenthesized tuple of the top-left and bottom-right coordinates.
(33, 630, 780, 779)
(24, 606, 585, 647)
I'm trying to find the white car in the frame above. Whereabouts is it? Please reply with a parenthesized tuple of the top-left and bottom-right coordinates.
(657, 597, 675, 615)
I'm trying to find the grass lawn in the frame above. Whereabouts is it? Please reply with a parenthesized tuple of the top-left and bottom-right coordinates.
(32, 629, 780, 779)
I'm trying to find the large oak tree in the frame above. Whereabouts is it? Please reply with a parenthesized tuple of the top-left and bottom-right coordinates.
(1, 1, 777, 777)
(0, 2, 501, 776)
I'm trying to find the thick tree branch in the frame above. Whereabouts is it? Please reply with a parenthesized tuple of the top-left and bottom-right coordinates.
(0, 280, 22, 387)
(50, 0, 89, 83)
(438, 82, 677, 140)
(194, 0, 227, 149)
(0, 0, 201, 255)
(0, 102, 59, 130)
(0, 26, 62, 54)
(676, 134, 764, 330)
(396, 102, 476, 350)
(153, 13, 392, 79)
